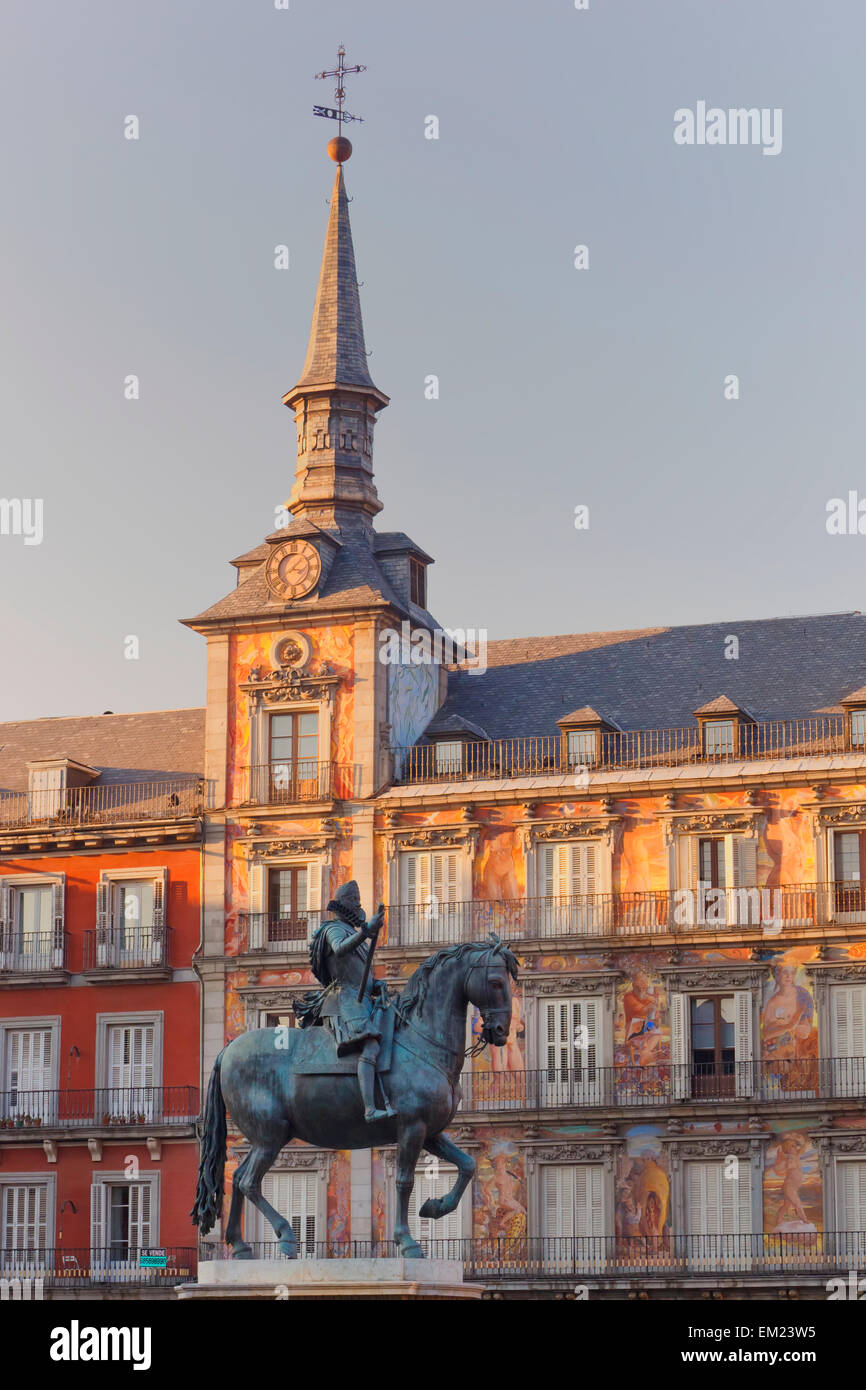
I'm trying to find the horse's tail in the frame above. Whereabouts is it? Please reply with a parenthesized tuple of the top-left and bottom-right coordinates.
(190, 1047, 228, 1236)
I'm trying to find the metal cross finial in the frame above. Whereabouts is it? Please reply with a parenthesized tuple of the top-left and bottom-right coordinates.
(314, 43, 366, 138)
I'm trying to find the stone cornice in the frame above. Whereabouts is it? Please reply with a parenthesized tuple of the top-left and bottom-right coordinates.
(384, 826, 479, 861)
(521, 971, 620, 998)
(661, 964, 768, 992)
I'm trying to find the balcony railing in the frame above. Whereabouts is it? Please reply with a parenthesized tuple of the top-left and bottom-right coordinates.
(0, 778, 205, 830)
(0, 1246, 196, 1287)
(383, 883, 853, 947)
(394, 715, 852, 784)
(198, 1233, 866, 1279)
(83, 926, 170, 971)
(458, 1059, 866, 1110)
(0, 931, 68, 974)
(242, 761, 359, 807)
(237, 910, 323, 953)
(0, 1086, 199, 1129)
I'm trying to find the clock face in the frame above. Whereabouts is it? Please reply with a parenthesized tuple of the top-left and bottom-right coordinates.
(266, 540, 321, 600)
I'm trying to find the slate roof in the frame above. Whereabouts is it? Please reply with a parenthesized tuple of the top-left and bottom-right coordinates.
(0, 709, 206, 793)
(427, 612, 866, 743)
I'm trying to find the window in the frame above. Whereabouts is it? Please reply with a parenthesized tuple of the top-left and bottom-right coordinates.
(0, 879, 64, 972)
(851, 712, 866, 748)
(836, 1161, 866, 1260)
(566, 729, 598, 768)
(833, 830, 866, 918)
(409, 557, 426, 608)
(96, 871, 166, 967)
(91, 1175, 157, 1270)
(269, 711, 320, 800)
(1, 1182, 50, 1269)
(541, 997, 602, 1104)
(263, 1012, 296, 1029)
(690, 995, 735, 1097)
(538, 842, 600, 935)
(541, 1164, 605, 1271)
(3, 1028, 53, 1123)
(831, 985, 866, 1097)
(677, 835, 758, 927)
(401, 851, 461, 943)
(248, 1171, 317, 1256)
(99, 1018, 159, 1123)
(670, 989, 753, 1099)
(702, 720, 734, 757)
(685, 1160, 752, 1268)
(267, 866, 310, 944)
(27, 766, 65, 819)
(434, 741, 463, 776)
(698, 839, 726, 889)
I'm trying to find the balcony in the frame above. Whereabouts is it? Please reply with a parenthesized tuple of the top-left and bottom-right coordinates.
(82, 926, 171, 977)
(0, 1085, 199, 1132)
(0, 930, 68, 984)
(383, 884, 841, 948)
(237, 910, 322, 953)
(0, 1246, 196, 1288)
(198, 1233, 865, 1281)
(394, 714, 852, 784)
(457, 1059, 866, 1111)
(240, 760, 360, 809)
(0, 778, 205, 830)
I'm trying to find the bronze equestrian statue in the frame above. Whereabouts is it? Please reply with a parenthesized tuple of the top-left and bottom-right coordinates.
(192, 882, 517, 1259)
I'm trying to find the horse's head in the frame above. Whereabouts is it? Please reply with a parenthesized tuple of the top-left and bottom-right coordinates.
(466, 934, 519, 1048)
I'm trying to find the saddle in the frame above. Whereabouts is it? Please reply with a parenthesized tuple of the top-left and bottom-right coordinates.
(291, 999, 396, 1076)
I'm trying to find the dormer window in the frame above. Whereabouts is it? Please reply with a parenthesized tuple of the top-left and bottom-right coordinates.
(25, 757, 98, 822)
(434, 741, 463, 776)
(693, 697, 751, 761)
(841, 687, 866, 749)
(852, 712, 866, 748)
(556, 707, 615, 772)
(566, 729, 597, 767)
(409, 557, 426, 608)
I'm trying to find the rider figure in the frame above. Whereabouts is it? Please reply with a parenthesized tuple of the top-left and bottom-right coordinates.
(309, 880, 396, 1124)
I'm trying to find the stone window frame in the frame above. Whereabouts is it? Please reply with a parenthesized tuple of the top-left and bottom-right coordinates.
(520, 817, 619, 902)
(520, 971, 619, 1075)
(525, 1139, 622, 1243)
(813, 1129, 866, 1237)
(663, 1134, 767, 1241)
(94, 1010, 164, 1095)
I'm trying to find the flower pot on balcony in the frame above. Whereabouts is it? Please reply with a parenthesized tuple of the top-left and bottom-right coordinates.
(32, 1116, 41, 1127)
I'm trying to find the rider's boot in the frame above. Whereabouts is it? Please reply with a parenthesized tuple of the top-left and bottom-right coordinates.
(359, 1054, 392, 1123)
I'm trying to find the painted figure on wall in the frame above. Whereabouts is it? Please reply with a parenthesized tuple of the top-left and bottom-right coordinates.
(616, 1128, 671, 1254)
(474, 1138, 527, 1242)
(763, 1129, 820, 1235)
(623, 970, 663, 1067)
(761, 961, 817, 1091)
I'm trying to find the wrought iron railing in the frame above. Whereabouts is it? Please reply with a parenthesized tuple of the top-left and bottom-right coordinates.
(394, 715, 852, 783)
(0, 778, 205, 829)
(237, 911, 323, 953)
(0, 1085, 199, 1130)
(82, 926, 170, 971)
(0, 931, 68, 973)
(242, 761, 359, 806)
(197, 1233, 866, 1278)
(0, 1246, 196, 1286)
(457, 1058, 866, 1110)
(382, 883, 857, 947)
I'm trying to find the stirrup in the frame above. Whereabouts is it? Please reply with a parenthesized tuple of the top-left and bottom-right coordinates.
(364, 1106, 391, 1123)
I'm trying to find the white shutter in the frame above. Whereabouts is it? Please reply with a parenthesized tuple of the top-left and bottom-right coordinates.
(248, 862, 265, 950)
(409, 1164, 465, 1244)
(96, 881, 110, 965)
(2, 1183, 47, 1256)
(832, 986, 866, 1096)
(0, 884, 10, 968)
(687, 1160, 751, 1269)
(431, 851, 460, 941)
(108, 1025, 155, 1119)
(256, 1172, 317, 1255)
(404, 853, 434, 942)
(678, 835, 698, 890)
(541, 1164, 605, 1270)
(837, 1161, 866, 1245)
(670, 991, 689, 1099)
(52, 878, 65, 967)
(90, 1182, 106, 1260)
(152, 870, 167, 931)
(7, 1028, 52, 1119)
(734, 990, 754, 1097)
(306, 861, 322, 913)
(128, 1183, 153, 1249)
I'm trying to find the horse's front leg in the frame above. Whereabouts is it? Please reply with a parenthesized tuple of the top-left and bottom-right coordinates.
(418, 1132, 476, 1236)
(394, 1119, 426, 1258)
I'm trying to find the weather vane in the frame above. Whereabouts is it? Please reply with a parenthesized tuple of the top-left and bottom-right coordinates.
(313, 43, 366, 145)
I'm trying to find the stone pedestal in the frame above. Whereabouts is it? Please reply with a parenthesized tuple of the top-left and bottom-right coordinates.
(177, 1257, 483, 1300)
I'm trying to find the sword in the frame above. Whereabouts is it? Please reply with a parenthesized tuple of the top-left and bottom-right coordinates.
(357, 903, 385, 1002)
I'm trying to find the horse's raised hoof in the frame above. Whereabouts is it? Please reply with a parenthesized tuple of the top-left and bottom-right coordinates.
(231, 1245, 255, 1261)
(279, 1238, 299, 1259)
(418, 1197, 443, 1220)
(401, 1241, 425, 1259)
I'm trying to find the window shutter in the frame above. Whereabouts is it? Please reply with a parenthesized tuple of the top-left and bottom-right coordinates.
(670, 991, 689, 1099)
(837, 1160, 866, 1236)
(129, 1183, 153, 1249)
(152, 871, 167, 929)
(734, 990, 754, 1097)
(91, 1182, 106, 1261)
(832, 986, 866, 1096)
(544, 1000, 572, 1073)
(733, 837, 758, 889)
(51, 877, 65, 966)
(678, 836, 698, 890)
(96, 881, 110, 965)
(542, 846, 556, 899)
(306, 861, 322, 914)
(248, 862, 265, 949)
(0, 883, 10, 966)
(543, 1165, 570, 1237)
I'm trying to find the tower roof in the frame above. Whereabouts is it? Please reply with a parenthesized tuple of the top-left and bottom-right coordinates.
(289, 165, 382, 397)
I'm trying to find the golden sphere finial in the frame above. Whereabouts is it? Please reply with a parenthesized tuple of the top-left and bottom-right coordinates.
(328, 136, 353, 164)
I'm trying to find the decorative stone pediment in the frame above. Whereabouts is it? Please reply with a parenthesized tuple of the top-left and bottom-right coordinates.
(522, 971, 620, 1002)
(385, 826, 478, 862)
(522, 816, 621, 854)
(815, 801, 866, 829)
(664, 1136, 765, 1164)
(661, 807, 764, 845)
(243, 819, 341, 860)
(661, 965, 768, 993)
(241, 670, 340, 708)
(527, 1140, 621, 1173)
(815, 1132, 866, 1157)
(232, 1141, 329, 1177)
(805, 963, 866, 986)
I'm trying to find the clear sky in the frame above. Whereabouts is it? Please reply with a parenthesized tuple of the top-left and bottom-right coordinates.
(2, 0, 864, 720)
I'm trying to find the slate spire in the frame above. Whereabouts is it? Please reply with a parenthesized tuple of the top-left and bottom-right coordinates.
(283, 155, 388, 529)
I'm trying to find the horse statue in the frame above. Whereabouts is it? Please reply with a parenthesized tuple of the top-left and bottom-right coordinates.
(191, 883, 517, 1259)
